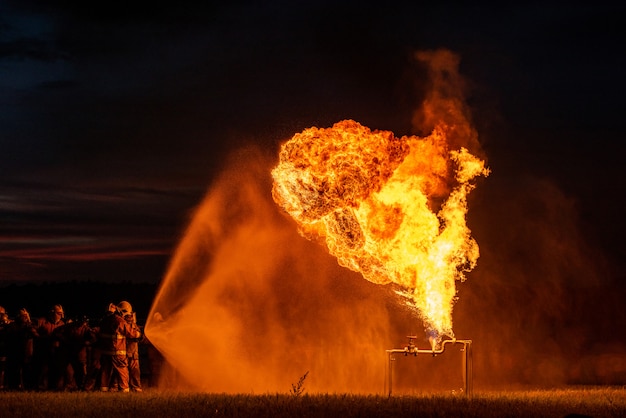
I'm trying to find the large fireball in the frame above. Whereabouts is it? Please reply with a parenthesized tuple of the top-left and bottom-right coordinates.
(271, 119, 489, 340)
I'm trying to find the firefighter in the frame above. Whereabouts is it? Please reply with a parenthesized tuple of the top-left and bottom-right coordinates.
(0, 306, 13, 389)
(124, 310, 143, 392)
(98, 301, 141, 392)
(34, 304, 66, 390)
(55, 316, 96, 391)
(84, 304, 116, 391)
(5, 309, 37, 390)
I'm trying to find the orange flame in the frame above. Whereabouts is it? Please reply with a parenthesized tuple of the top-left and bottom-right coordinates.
(271, 120, 489, 340)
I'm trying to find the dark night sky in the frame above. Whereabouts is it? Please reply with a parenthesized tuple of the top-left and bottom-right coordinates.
(1, 1, 625, 285)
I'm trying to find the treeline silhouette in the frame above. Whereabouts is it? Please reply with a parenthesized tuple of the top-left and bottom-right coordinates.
(0, 281, 158, 325)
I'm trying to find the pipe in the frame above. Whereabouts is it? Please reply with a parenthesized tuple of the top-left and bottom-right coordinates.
(386, 338, 473, 397)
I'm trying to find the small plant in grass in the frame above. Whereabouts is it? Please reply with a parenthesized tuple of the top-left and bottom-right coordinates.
(290, 371, 309, 397)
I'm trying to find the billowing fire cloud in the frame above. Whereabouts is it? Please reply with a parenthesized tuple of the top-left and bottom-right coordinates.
(271, 120, 489, 340)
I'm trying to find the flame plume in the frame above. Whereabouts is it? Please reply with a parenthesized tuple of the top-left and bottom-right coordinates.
(271, 120, 489, 339)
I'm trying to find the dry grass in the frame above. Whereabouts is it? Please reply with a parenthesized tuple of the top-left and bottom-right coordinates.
(1, 387, 625, 418)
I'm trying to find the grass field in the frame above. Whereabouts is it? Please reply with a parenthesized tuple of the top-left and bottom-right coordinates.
(1, 387, 625, 417)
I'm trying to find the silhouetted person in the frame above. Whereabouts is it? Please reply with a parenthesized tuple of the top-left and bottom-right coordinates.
(84, 304, 116, 391)
(34, 305, 66, 390)
(0, 306, 13, 389)
(55, 316, 96, 391)
(5, 309, 37, 390)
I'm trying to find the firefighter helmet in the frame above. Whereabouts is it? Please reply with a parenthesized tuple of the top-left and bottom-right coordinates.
(19, 308, 31, 323)
(117, 301, 133, 315)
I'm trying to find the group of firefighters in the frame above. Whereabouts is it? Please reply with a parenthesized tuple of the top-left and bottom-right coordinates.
(0, 301, 144, 392)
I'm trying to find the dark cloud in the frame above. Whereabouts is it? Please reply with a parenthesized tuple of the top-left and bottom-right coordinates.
(0, 1, 625, 288)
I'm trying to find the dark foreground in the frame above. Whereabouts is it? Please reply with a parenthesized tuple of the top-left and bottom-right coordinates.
(1, 387, 624, 418)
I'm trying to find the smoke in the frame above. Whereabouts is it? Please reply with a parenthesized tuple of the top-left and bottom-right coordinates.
(454, 162, 622, 387)
(411, 49, 481, 156)
(145, 48, 625, 392)
(146, 146, 399, 393)
(409, 49, 625, 387)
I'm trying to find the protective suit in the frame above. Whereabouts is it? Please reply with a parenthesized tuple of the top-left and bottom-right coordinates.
(97, 301, 141, 392)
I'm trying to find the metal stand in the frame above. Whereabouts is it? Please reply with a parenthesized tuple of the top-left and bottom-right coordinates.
(386, 337, 473, 396)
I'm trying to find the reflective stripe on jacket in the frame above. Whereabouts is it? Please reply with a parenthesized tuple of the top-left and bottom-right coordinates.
(102, 350, 126, 356)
